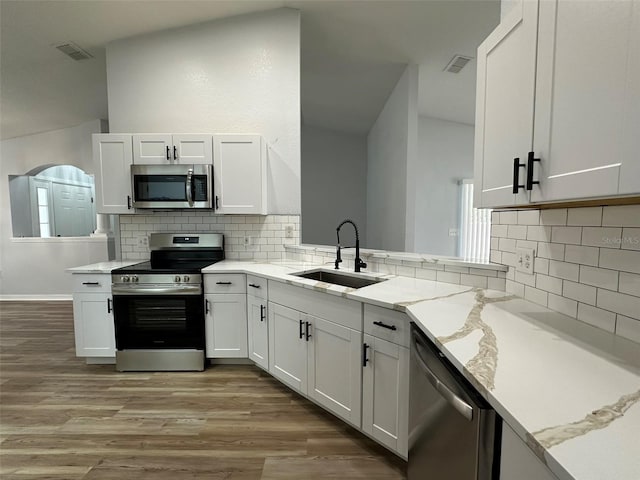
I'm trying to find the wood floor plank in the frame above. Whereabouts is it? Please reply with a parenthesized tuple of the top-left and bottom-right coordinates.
(0, 301, 407, 479)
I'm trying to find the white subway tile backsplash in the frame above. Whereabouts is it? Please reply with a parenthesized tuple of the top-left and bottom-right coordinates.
(500, 211, 518, 224)
(563, 280, 597, 305)
(416, 268, 437, 281)
(460, 274, 488, 288)
(537, 242, 565, 261)
(579, 265, 619, 290)
(548, 260, 579, 282)
(621, 228, 640, 251)
(567, 207, 602, 226)
(536, 274, 563, 295)
(444, 265, 470, 274)
(527, 225, 551, 242)
(540, 208, 567, 226)
(506, 280, 525, 297)
(518, 210, 540, 225)
(577, 303, 616, 333)
(581, 227, 622, 248)
(436, 271, 461, 284)
(597, 289, 640, 320)
(547, 294, 577, 318)
(602, 205, 640, 227)
(619, 272, 640, 298)
(524, 286, 548, 307)
(534, 257, 550, 275)
(564, 245, 599, 266)
(499, 238, 517, 253)
(491, 224, 509, 238)
(616, 315, 640, 343)
(599, 248, 640, 275)
(488, 277, 507, 291)
(551, 226, 582, 245)
(507, 225, 527, 240)
(515, 271, 536, 287)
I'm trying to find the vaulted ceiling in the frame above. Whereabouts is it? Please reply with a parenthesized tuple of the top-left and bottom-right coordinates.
(0, 0, 499, 140)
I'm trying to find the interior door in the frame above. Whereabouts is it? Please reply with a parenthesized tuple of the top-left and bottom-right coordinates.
(52, 183, 95, 236)
(474, 0, 538, 208)
(268, 302, 307, 393)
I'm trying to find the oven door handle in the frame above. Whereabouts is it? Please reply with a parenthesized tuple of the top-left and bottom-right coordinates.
(112, 285, 202, 295)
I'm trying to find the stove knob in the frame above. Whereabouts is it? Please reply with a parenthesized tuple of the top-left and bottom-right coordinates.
(183, 275, 190, 283)
(121, 276, 129, 283)
(132, 276, 138, 283)
(175, 276, 181, 283)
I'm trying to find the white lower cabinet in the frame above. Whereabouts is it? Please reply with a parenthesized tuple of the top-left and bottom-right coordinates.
(247, 293, 269, 370)
(204, 293, 248, 358)
(71, 273, 115, 358)
(268, 299, 362, 428)
(362, 334, 409, 458)
(500, 422, 559, 480)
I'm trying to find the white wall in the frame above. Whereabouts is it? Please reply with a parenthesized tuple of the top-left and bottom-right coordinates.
(301, 125, 367, 246)
(106, 8, 301, 214)
(0, 120, 109, 298)
(413, 116, 474, 256)
(366, 65, 419, 251)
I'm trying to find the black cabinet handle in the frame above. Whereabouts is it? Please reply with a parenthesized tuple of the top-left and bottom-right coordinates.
(166, 145, 170, 160)
(526, 151, 540, 191)
(512, 157, 525, 194)
(363, 343, 369, 367)
(305, 321, 312, 341)
(215, 195, 219, 209)
(373, 320, 397, 331)
(216, 281, 232, 285)
(205, 299, 210, 314)
(107, 298, 112, 313)
(173, 145, 177, 160)
(127, 195, 132, 210)
(82, 282, 100, 286)
(260, 305, 266, 322)
(299, 319, 304, 339)
(249, 283, 261, 289)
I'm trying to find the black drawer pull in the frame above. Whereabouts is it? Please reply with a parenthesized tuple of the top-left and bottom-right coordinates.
(216, 281, 232, 285)
(305, 321, 312, 341)
(82, 282, 100, 286)
(107, 298, 112, 313)
(373, 321, 397, 331)
(260, 305, 266, 322)
(205, 299, 210, 314)
(299, 319, 304, 339)
(173, 145, 177, 160)
(127, 195, 132, 210)
(363, 343, 369, 367)
(249, 283, 261, 289)
(512, 157, 525, 193)
(526, 151, 540, 191)
(166, 145, 170, 160)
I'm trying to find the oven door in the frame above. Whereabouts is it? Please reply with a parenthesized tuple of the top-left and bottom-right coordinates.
(113, 287, 205, 350)
(131, 164, 212, 209)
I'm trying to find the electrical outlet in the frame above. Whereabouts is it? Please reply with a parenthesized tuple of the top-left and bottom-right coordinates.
(285, 224, 294, 239)
(515, 247, 535, 274)
(137, 236, 149, 248)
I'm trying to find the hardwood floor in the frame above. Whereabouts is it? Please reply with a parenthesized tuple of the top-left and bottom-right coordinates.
(0, 301, 407, 479)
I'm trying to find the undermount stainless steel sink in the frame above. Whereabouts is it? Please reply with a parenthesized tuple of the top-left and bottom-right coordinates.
(292, 270, 386, 289)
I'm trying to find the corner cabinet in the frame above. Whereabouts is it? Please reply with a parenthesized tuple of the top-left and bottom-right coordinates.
(475, 0, 640, 208)
(268, 281, 363, 428)
(132, 134, 213, 165)
(213, 134, 267, 215)
(71, 273, 115, 358)
(246, 275, 269, 370)
(92, 134, 134, 214)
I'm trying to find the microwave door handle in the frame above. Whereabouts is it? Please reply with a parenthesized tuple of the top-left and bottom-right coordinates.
(186, 168, 194, 207)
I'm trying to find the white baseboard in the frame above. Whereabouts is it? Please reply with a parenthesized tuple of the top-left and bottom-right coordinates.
(0, 295, 72, 301)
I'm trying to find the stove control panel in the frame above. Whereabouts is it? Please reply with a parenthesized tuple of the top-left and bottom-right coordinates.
(119, 275, 139, 283)
(112, 273, 202, 285)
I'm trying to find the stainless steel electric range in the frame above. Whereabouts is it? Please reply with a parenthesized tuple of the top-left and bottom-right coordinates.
(111, 233, 224, 372)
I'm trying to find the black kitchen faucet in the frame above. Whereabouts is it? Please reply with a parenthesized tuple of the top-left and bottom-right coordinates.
(335, 219, 367, 272)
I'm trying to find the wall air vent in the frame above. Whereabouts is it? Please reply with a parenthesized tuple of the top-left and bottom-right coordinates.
(55, 42, 93, 61)
(444, 55, 473, 73)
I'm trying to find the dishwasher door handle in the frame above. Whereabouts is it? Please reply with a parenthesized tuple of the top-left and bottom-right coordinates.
(411, 331, 474, 421)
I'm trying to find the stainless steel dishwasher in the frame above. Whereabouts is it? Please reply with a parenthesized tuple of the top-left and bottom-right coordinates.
(409, 323, 501, 480)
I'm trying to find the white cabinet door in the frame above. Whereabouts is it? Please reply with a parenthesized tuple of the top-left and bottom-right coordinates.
(531, 0, 635, 202)
(307, 314, 362, 428)
(92, 134, 134, 214)
(72, 293, 115, 357)
(268, 302, 307, 393)
(474, 0, 538, 208)
(247, 294, 268, 370)
(213, 134, 267, 214)
(615, 0, 640, 195)
(362, 334, 409, 457)
(132, 134, 173, 164)
(173, 134, 213, 165)
(205, 293, 247, 358)
(500, 422, 559, 480)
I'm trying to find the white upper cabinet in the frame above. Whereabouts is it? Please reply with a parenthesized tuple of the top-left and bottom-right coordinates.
(475, 0, 640, 207)
(531, 0, 637, 202)
(474, 0, 538, 208)
(213, 134, 267, 215)
(132, 134, 212, 165)
(92, 134, 134, 214)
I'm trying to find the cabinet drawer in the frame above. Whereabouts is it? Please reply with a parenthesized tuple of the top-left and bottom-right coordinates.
(364, 304, 410, 347)
(72, 274, 112, 293)
(204, 274, 246, 294)
(246, 275, 267, 300)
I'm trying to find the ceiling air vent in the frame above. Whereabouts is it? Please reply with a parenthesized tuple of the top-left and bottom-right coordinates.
(444, 55, 473, 73)
(55, 42, 93, 61)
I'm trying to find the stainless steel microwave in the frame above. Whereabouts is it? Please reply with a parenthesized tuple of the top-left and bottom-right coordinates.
(131, 164, 213, 209)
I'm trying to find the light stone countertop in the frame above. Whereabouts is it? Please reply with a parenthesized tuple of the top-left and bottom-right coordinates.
(66, 260, 142, 273)
(203, 260, 640, 480)
(68, 258, 640, 480)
